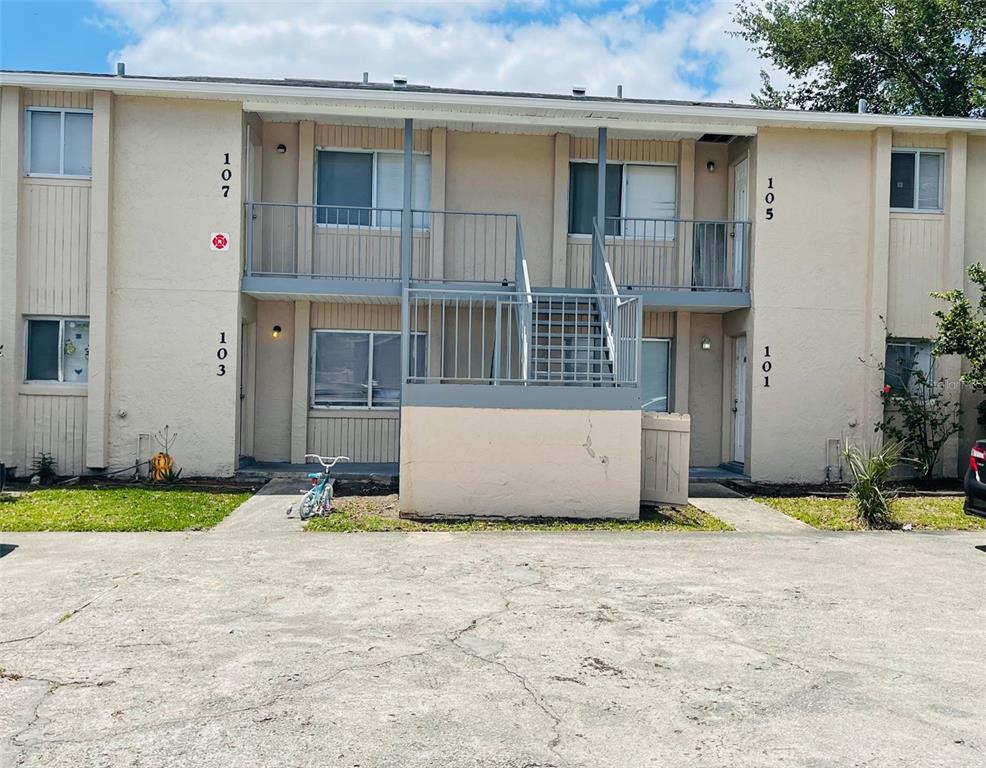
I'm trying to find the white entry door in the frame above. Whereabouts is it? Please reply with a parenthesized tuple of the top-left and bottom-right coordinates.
(732, 158, 749, 288)
(732, 336, 747, 464)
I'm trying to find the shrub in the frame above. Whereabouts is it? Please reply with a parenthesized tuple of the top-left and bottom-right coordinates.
(31, 452, 58, 485)
(842, 440, 904, 529)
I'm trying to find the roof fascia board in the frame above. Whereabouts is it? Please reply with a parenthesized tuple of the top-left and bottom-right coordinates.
(243, 100, 758, 135)
(2, 71, 983, 134)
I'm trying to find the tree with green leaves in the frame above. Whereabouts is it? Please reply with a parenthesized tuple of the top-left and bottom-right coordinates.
(933, 263, 986, 426)
(733, 0, 986, 117)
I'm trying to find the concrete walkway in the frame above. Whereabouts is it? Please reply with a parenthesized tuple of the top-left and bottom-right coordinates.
(689, 483, 813, 533)
(212, 478, 309, 535)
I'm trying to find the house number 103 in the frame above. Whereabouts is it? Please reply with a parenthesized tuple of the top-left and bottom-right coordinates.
(217, 332, 228, 376)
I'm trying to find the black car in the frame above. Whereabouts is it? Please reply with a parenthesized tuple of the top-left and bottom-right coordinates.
(964, 441, 986, 518)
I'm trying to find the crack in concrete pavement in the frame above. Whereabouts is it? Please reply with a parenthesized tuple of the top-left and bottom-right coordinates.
(447, 564, 565, 766)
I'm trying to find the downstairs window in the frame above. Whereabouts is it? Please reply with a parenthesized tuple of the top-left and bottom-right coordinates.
(25, 317, 90, 383)
(884, 339, 934, 396)
(311, 330, 426, 408)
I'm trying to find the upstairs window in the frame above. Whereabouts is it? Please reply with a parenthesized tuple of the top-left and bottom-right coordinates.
(315, 150, 430, 226)
(568, 161, 677, 236)
(890, 149, 943, 211)
(26, 108, 93, 177)
(25, 317, 89, 383)
(884, 339, 933, 396)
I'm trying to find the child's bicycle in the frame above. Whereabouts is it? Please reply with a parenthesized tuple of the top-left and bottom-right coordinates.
(289, 453, 350, 520)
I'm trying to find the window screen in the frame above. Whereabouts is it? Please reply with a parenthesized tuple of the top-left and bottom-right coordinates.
(917, 153, 942, 209)
(315, 151, 373, 225)
(624, 165, 677, 238)
(28, 111, 62, 175)
(63, 113, 93, 176)
(568, 162, 622, 235)
(62, 320, 90, 383)
(375, 153, 432, 227)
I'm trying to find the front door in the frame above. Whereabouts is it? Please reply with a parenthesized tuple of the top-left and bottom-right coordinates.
(732, 336, 747, 464)
(732, 158, 749, 288)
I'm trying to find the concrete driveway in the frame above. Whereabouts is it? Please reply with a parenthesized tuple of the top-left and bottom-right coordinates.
(1, 492, 984, 767)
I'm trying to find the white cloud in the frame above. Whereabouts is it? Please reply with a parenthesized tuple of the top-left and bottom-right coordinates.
(96, 0, 782, 104)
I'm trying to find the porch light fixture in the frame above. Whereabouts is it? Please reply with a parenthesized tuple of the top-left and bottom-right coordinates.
(701, 336, 712, 350)
(272, 325, 282, 339)
(275, 144, 287, 154)
(706, 160, 716, 173)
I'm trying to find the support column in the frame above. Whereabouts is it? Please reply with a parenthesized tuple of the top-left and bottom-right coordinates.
(0, 87, 22, 470)
(679, 139, 696, 288)
(596, 126, 607, 237)
(296, 120, 314, 275)
(86, 90, 113, 469)
(943, 131, 968, 475)
(290, 300, 311, 463)
(400, 118, 413, 384)
(429, 126, 446, 281)
(551, 133, 570, 288)
(861, 128, 892, 446)
(673, 311, 691, 413)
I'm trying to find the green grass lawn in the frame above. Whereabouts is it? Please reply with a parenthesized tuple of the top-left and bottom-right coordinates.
(306, 494, 732, 532)
(756, 495, 986, 531)
(0, 487, 252, 532)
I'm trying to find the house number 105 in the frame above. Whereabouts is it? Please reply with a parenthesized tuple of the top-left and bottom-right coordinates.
(764, 177, 775, 220)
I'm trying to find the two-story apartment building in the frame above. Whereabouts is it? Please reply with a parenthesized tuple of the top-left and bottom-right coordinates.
(0, 70, 983, 518)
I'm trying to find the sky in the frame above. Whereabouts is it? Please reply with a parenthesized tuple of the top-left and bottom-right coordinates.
(0, 0, 782, 104)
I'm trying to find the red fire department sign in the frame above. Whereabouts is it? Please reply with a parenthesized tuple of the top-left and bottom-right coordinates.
(210, 232, 230, 252)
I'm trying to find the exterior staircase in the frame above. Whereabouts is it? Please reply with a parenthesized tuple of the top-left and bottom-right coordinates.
(528, 295, 614, 384)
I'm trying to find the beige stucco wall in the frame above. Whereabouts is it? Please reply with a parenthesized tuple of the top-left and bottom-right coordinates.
(958, 135, 986, 472)
(694, 143, 728, 221)
(445, 132, 556, 286)
(688, 313, 724, 466)
(400, 405, 641, 518)
(747, 128, 875, 482)
(104, 96, 243, 475)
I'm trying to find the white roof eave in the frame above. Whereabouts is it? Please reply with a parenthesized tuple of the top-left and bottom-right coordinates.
(2, 71, 984, 135)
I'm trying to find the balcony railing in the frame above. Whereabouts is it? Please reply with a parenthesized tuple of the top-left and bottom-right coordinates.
(568, 218, 751, 291)
(245, 202, 519, 285)
(406, 287, 641, 387)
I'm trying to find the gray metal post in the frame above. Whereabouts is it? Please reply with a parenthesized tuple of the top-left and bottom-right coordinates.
(400, 118, 413, 384)
(596, 126, 607, 243)
(245, 201, 254, 276)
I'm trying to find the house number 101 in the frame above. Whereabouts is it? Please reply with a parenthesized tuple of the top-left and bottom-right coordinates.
(762, 345, 772, 387)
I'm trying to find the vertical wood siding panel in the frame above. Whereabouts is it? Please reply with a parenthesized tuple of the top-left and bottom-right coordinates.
(15, 395, 87, 476)
(313, 124, 430, 152)
(307, 414, 399, 462)
(24, 90, 93, 109)
(887, 216, 945, 337)
(569, 138, 678, 163)
(643, 311, 674, 338)
(21, 182, 91, 314)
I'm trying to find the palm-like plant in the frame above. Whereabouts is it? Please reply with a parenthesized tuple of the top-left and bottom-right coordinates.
(842, 440, 905, 529)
